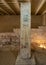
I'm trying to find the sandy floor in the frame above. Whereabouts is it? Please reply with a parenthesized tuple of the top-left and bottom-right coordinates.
(0, 46, 46, 65)
(0, 50, 18, 65)
(0, 45, 19, 65)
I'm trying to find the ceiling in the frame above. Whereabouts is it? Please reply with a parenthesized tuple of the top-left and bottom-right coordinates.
(0, 0, 46, 15)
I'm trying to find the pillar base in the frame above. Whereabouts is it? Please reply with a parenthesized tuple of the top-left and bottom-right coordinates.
(15, 52, 36, 65)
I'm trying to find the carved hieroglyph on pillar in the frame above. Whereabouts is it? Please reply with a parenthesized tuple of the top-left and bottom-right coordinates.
(15, 2, 36, 65)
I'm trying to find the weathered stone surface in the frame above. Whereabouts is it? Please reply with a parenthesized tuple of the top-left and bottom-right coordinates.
(15, 53, 36, 65)
(15, 2, 36, 65)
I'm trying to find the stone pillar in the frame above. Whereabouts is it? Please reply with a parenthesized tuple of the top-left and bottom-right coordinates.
(15, 2, 36, 65)
(20, 2, 31, 59)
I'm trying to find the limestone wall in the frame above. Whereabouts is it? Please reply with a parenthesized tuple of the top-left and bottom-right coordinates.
(0, 27, 46, 47)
